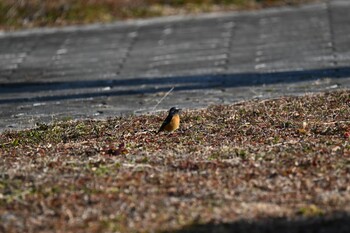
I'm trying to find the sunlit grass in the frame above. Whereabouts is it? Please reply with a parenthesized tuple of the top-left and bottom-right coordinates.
(0, 0, 315, 30)
(1, 90, 349, 232)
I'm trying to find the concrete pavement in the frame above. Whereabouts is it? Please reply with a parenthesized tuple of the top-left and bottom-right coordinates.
(1, 0, 350, 131)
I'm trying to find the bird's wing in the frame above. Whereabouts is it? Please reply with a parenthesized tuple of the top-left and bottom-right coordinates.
(157, 114, 172, 133)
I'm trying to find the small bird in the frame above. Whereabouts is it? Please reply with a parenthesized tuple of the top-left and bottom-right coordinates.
(157, 107, 181, 134)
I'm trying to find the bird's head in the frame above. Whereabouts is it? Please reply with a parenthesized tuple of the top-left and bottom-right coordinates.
(169, 107, 181, 115)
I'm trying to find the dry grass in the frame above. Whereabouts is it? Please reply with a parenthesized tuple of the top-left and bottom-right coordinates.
(0, 0, 317, 30)
(0, 90, 350, 232)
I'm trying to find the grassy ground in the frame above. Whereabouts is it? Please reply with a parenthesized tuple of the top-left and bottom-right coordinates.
(1, 90, 350, 232)
(0, 0, 316, 30)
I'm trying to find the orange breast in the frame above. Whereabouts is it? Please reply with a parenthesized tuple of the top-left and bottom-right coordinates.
(164, 114, 180, 132)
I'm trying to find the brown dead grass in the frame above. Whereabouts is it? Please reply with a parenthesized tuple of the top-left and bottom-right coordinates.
(0, 90, 350, 232)
(0, 0, 317, 30)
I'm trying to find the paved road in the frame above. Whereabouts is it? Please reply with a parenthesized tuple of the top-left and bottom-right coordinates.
(1, 0, 350, 131)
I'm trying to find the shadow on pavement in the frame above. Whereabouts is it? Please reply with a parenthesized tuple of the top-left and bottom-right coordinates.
(1, 66, 350, 104)
(165, 213, 350, 233)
